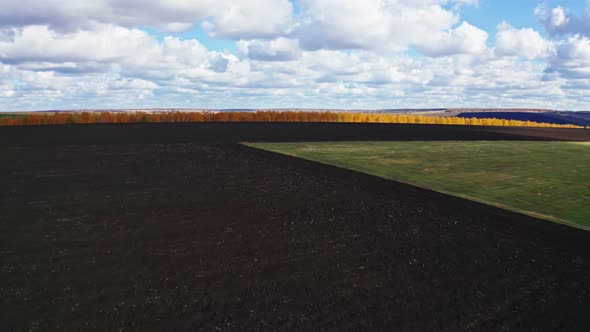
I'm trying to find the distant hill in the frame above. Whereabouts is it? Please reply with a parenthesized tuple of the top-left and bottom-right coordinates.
(457, 111, 590, 127)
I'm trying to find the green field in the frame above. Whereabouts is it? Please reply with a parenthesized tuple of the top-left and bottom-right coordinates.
(248, 141, 590, 229)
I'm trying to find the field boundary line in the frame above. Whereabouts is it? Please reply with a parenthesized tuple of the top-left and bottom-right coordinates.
(242, 142, 590, 232)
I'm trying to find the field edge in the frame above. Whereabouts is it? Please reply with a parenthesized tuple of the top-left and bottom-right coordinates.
(243, 142, 590, 232)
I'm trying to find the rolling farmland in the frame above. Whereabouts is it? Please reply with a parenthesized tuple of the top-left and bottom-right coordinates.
(1, 123, 590, 331)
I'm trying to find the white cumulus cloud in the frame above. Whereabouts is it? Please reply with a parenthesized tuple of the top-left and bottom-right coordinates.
(545, 35, 590, 80)
(0, 0, 294, 38)
(415, 21, 488, 57)
(494, 22, 553, 59)
(294, 0, 486, 56)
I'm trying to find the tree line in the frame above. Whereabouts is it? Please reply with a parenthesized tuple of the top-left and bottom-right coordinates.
(0, 111, 584, 129)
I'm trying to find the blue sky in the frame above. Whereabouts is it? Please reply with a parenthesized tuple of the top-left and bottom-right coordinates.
(1, 0, 590, 111)
(462, 0, 585, 36)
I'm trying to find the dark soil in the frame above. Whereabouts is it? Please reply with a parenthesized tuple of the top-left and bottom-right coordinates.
(1, 123, 590, 331)
(1, 122, 590, 146)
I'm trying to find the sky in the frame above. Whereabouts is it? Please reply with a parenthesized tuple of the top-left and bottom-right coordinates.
(1, 0, 590, 111)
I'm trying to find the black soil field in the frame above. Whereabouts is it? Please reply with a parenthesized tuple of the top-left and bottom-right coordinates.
(2, 123, 590, 331)
(1, 122, 590, 146)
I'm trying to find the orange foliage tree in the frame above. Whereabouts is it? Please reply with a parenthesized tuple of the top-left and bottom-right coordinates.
(0, 111, 585, 129)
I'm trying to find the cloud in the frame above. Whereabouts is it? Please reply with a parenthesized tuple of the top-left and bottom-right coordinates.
(494, 22, 553, 59)
(0, 0, 294, 38)
(0, 25, 158, 64)
(535, 4, 590, 36)
(237, 38, 301, 61)
(453, 0, 479, 6)
(295, 0, 402, 51)
(415, 21, 488, 57)
(0, 25, 232, 76)
(208, 55, 230, 73)
(294, 0, 486, 56)
(0, 0, 492, 58)
(202, 0, 294, 39)
(545, 35, 590, 80)
(2, 31, 582, 111)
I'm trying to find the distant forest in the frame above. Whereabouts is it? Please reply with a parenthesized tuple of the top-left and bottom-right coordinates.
(458, 112, 590, 127)
(0, 111, 584, 129)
